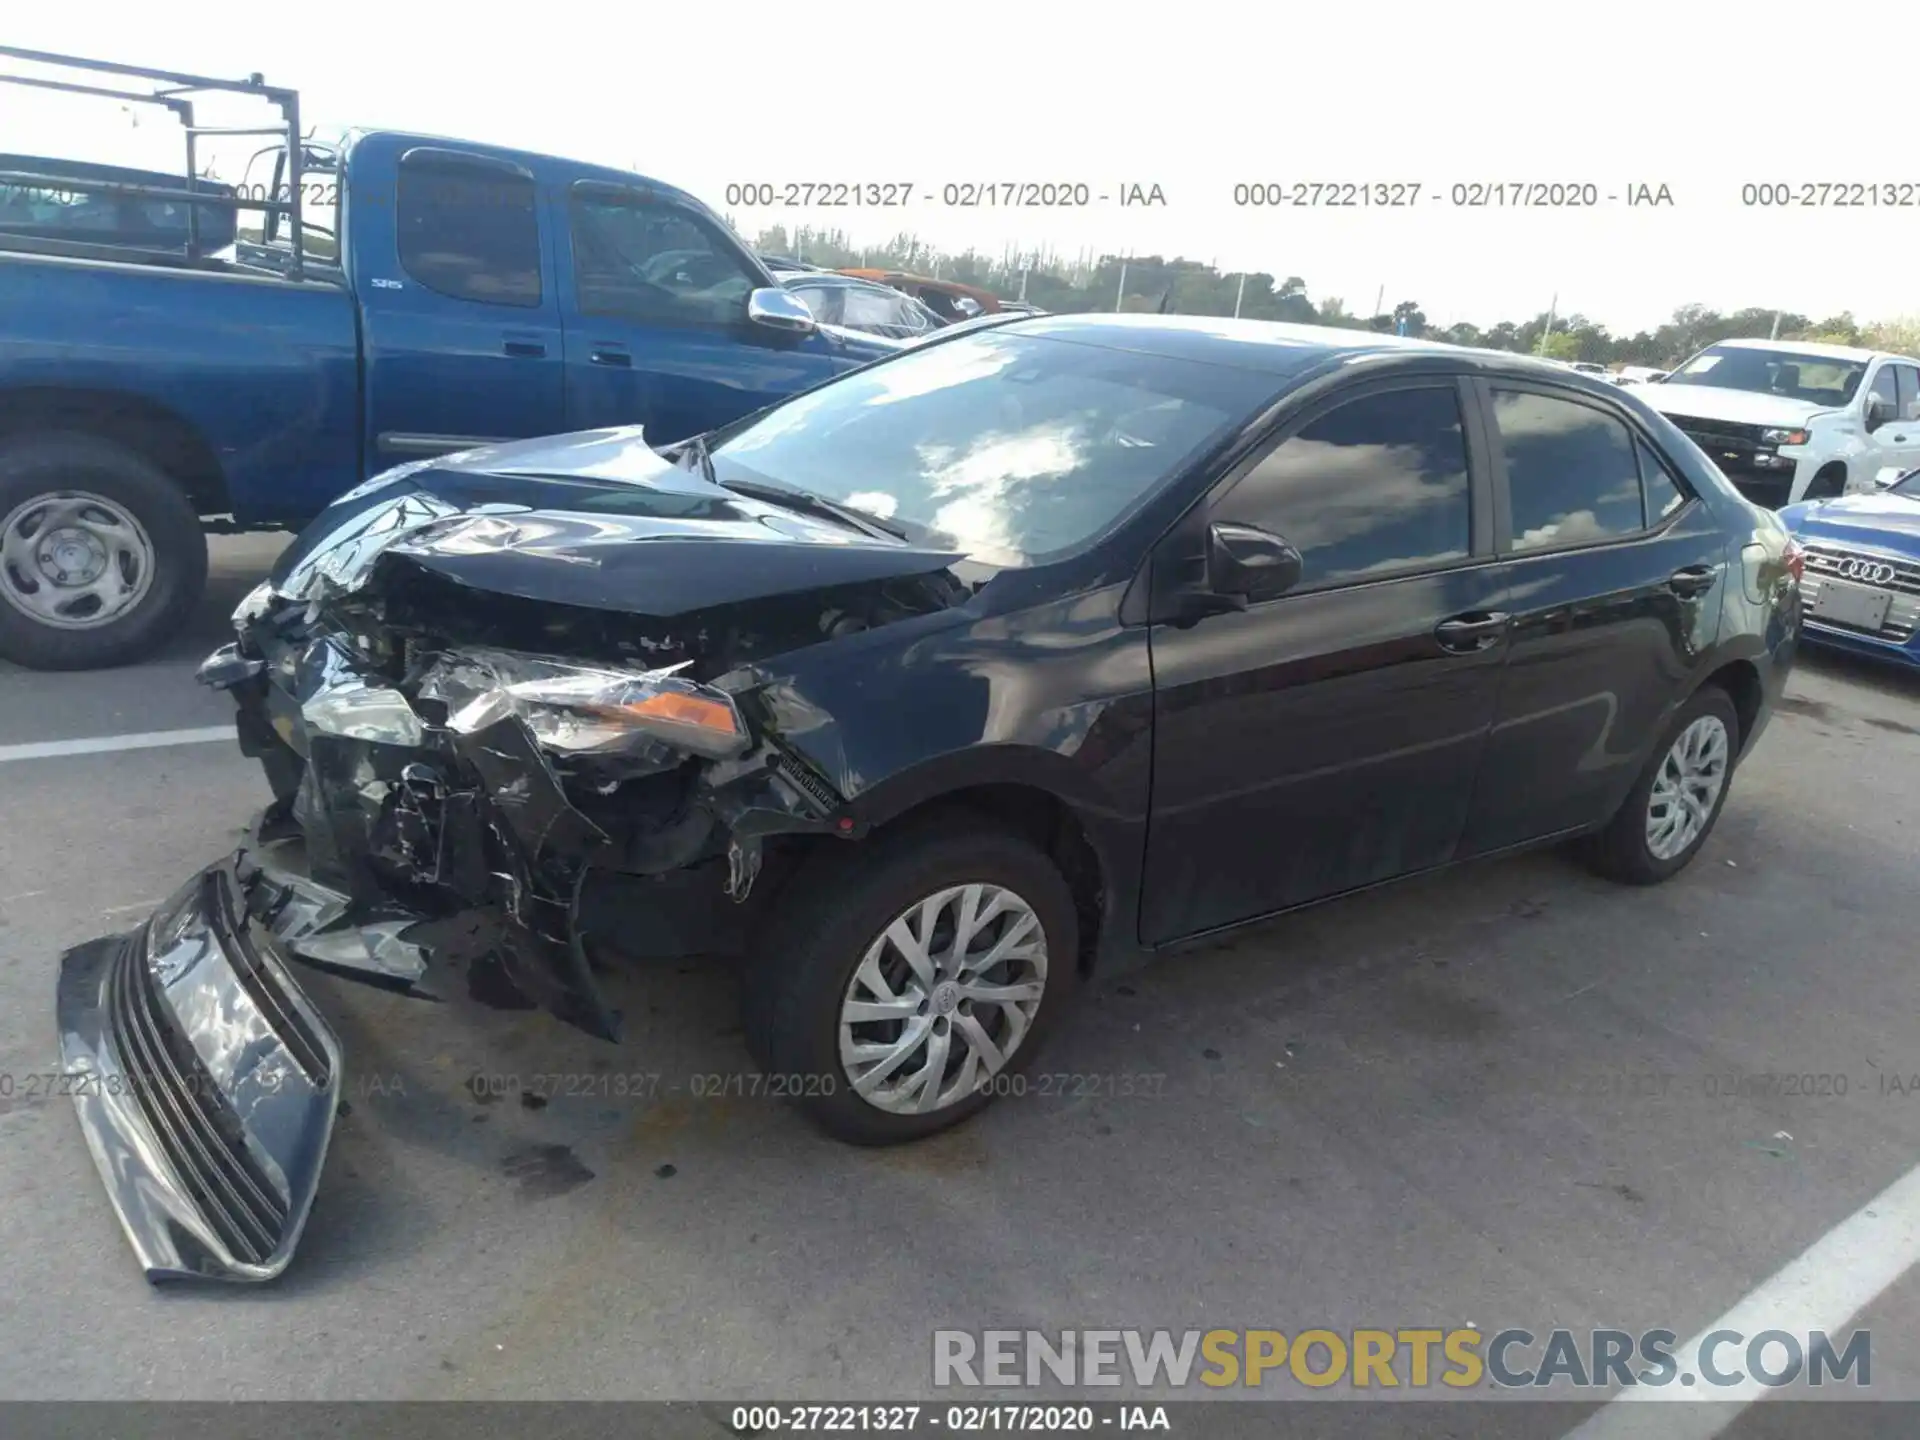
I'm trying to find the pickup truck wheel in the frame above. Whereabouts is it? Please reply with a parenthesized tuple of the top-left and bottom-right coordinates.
(0, 436, 208, 670)
(742, 815, 1081, 1146)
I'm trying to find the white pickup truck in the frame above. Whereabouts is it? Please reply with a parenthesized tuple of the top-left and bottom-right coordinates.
(1639, 338, 1920, 508)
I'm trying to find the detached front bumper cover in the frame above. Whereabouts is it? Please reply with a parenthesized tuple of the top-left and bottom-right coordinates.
(57, 855, 345, 1282)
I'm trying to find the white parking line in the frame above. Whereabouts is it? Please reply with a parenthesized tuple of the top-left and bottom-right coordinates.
(0, 726, 234, 765)
(1562, 1161, 1920, 1438)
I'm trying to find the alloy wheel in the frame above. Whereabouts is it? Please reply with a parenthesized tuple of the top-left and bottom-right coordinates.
(1645, 715, 1730, 860)
(837, 882, 1048, 1115)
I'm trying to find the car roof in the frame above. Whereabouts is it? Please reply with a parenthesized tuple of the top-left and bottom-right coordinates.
(979, 313, 1587, 381)
(336, 129, 710, 212)
(781, 272, 891, 289)
(1712, 337, 1885, 363)
(840, 269, 1002, 305)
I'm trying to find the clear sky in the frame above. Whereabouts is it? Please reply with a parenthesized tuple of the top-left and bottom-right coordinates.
(4, 0, 1911, 334)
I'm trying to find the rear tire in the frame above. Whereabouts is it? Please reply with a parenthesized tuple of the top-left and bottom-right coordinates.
(1581, 686, 1740, 885)
(741, 812, 1081, 1146)
(0, 435, 207, 670)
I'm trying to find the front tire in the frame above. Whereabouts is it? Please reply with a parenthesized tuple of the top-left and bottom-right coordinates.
(1581, 686, 1740, 885)
(742, 814, 1081, 1146)
(1801, 463, 1848, 503)
(0, 435, 208, 670)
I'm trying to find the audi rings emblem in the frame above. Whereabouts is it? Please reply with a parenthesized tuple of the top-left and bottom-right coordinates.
(1835, 557, 1898, 585)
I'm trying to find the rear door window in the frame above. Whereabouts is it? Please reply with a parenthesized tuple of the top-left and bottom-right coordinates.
(395, 152, 542, 307)
(1492, 390, 1644, 552)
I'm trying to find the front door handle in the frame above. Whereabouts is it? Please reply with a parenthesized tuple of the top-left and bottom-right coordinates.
(1667, 564, 1718, 598)
(1433, 611, 1510, 653)
(589, 346, 633, 367)
(503, 339, 547, 359)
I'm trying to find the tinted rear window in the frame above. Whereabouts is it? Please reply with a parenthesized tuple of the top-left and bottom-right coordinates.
(396, 155, 542, 307)
(1493, 390, 1644, 551)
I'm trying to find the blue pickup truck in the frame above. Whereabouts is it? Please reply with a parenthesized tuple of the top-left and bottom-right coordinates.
(0, 48, 894, 670)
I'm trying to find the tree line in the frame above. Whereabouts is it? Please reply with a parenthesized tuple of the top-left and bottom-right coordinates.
(746, 223, 1919, 367)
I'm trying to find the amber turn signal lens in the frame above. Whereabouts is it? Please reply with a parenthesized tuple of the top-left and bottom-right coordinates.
(623, 691, 741, 736)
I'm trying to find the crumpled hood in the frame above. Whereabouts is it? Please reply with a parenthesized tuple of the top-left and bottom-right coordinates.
(1644, 384, 1835, 428)
(1781, 492, 1920, 559)
(270, 426, 964, 617)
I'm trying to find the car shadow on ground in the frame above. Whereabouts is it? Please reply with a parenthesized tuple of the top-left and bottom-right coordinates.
(258, 834, 1641, 1295)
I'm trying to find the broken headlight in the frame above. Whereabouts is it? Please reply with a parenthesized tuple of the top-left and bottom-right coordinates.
(233, 579, 276, 630)
(416, 647, 750, 761)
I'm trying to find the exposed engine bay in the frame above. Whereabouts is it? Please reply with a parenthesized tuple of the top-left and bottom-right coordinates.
(208, 514, 969, 1043)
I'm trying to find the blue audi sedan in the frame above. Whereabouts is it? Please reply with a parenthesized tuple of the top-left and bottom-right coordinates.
(1780, 470, 1920, 669)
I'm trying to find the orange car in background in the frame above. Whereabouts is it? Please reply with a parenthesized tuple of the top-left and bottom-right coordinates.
(837, 269, 1007, 323)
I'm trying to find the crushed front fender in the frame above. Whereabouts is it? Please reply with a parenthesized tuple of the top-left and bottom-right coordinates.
(56, 855, 344, 1283)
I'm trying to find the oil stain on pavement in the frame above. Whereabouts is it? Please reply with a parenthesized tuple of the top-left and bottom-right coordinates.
(502, 1143, 595, 1200)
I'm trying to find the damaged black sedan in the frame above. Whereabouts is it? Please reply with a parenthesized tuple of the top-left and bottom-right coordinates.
(57, 314, 1801, 1281)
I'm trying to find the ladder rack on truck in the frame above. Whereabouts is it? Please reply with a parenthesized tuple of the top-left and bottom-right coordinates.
(0, 45, 319, 277)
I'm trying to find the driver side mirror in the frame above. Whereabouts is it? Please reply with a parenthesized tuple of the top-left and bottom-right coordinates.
(1866, 395, 1895, 430)
(1210, 521, 1304, 601)
(1180, 521, 1304, 618)
(747, 286, 816, 335)
(1169, 522, 1304, 622)
(1156, 519, 1306, 625)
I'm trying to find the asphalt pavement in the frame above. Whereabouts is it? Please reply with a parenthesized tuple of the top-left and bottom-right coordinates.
(1, 537, 1917, 1439)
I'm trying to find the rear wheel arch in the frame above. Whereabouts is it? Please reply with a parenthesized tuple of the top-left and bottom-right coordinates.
(0, 387, 228, 515)
(1582, 683, 1740, 884)
(1696, 657, 1762, 756)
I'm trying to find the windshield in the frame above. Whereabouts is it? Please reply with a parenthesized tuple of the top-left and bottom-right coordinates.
(1664, 345, 1867, 406)
(1894, 471, 1920, 498)
(708, 331, 1275, 566)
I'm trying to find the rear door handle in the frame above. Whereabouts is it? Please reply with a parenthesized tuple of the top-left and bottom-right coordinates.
(1667, 564, 1718, 598)
(1433, 611, 1510, 653)
(503, 339, 547, 359)
(589, 345, 632, 367)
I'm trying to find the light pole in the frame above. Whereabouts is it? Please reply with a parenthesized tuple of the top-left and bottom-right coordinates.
(1233, 272, 1246, 318)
